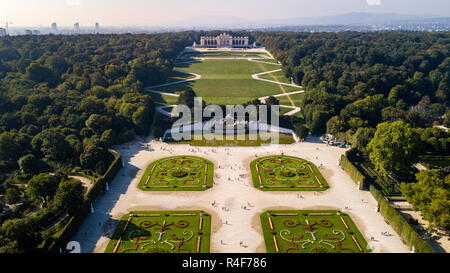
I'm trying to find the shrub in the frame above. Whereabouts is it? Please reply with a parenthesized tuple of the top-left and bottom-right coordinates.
(5, 188, 20, 204)
(340, 154, 367, 189)
(369, 185, 434, 253)
(280, 170, 296, 177)
(171, 170, 188, 178)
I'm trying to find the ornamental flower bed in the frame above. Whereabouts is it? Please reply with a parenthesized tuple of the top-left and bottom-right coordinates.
(138, 156, 214, 191)
(105, 210, 211, 253)
(250, 155, 329, 191)
(260, 210, 369, 253)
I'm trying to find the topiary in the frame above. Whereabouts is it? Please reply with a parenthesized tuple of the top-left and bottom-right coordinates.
(171, 170, 188, 178)
(279, 170, 295, 177)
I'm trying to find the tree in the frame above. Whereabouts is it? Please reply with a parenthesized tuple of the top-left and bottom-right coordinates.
(294, 124, 309, 141)
(80, 138, 107, 171)
(177, 90, 196, 108)
(326, 116, 346, 135)
(25, 63, 58, 86)
(26, 174, 60, 208)
(444, 110, 450, 128)
(0, 218, 41, 252)
(45, 56, 69, 76)
(0, 238, 23, 253)
(18, 154, 41, 175)
(132, 106, 151, 135)
(367, 121, 421, 177)
(351, 127, 376, 151)
(32, 130, 69, 162)
(0, 132, 28, 166)
(52, 179, 83, 215)
(265, 96, 279, 106)
(401, 170, 450, 229)
(5, 188, 20, 204)
(85, 114, 112, 135)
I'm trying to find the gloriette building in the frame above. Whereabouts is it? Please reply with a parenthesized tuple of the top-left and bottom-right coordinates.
(199, 33, 249, 48)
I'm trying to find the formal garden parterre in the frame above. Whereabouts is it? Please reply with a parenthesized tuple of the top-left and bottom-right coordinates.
(260, 210, 369, 253)
(138, 156, 214, 191)
(250, 155, 329, 191)
(105, 210, 211, 253)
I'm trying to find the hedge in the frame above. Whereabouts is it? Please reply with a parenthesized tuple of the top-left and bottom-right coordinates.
(44, 149, 122, 252)
(340, 154, 367, 190)
(369, 185, 435, 253)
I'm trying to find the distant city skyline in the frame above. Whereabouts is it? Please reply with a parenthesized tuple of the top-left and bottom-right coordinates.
(1, 0, 450, 27)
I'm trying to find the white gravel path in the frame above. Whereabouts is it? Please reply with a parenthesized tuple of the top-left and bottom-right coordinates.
(71, 138, 410, 253)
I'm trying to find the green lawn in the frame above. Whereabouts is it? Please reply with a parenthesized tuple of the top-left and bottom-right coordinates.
(260, 210, 369, 253)
(137, 156, 214, 191)
(166, 133, 295, 146)
(105, 210, 211, 253)
(277, 92, 304, 108)
(250, 155, 329, 191)
(166, 70, 196, 83)
(259, 70, 292, 84)
(154, 60, 300, 105)
(151, 93, 179, 105)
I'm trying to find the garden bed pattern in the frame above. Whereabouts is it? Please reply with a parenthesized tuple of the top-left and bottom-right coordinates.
(105, 211, 211, 253)
(261, 210, 369, 253)
(138, 156, 214, 191)
(251, 155, 329, 191)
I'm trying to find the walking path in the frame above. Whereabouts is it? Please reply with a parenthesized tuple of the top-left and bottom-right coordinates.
(146, 48, 305, 117)
(279, 105, 302, 116)
(71, 138, 410, 253)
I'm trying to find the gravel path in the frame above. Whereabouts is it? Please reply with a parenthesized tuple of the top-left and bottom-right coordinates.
(72, 138, 410, 253)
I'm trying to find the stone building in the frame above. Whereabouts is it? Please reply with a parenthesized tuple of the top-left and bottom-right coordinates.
(199, 33, 249, 48)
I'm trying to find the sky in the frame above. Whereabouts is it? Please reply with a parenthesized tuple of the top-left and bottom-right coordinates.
(1, 0, 450, 27)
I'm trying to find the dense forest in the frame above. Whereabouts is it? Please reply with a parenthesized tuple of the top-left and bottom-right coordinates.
(0, 34, 192, 173)
(0, 33, 193, 252)
(255, 32, 449, 144)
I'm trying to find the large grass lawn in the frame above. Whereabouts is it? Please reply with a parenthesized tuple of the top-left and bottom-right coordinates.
(138, 156, 214, 191)
(250, 155, 329, 191)
(155, 60, 299, 105)
(105, 210, 211, 253)
(260, 210, 369, 253)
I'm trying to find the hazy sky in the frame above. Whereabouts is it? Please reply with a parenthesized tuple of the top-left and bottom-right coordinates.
(1, 0, 450, 27)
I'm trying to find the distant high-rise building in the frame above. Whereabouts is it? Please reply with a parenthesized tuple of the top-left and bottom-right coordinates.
(25, 29, 33, 35)
(95, 22, 99, 33)
(74, 22, 79, 33)
(0, 28, 6, 37)
(51, 22, 58, 33)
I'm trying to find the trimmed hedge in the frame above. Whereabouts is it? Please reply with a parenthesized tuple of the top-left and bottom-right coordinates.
(340, 154, 367, 190)
(45, 149, 122, 252)
(369, 185, 435, 253)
